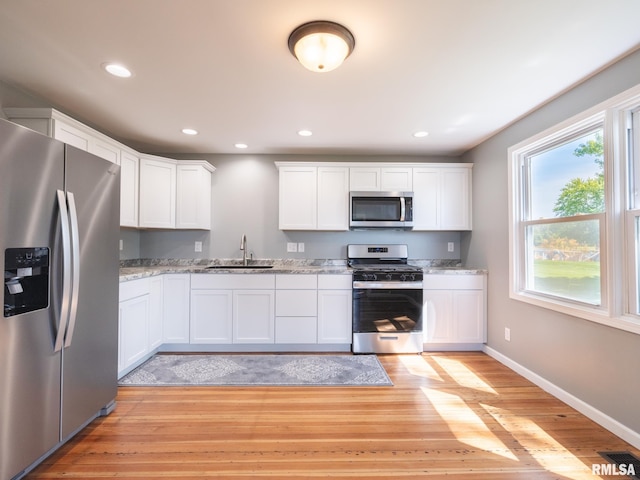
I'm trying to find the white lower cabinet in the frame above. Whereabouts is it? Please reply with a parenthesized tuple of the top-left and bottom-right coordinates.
(423, 274, 486, 349)
(190, 289, 233, 343)
(118, 277, 155, 377)
(148, 276, 164, 350)
(275, 275, 318, 344)
(317, 275, 352, 344)
(119, 293, 149, 374)
(234, 290, 276, 343)
(162, 274, 191, 344)
(190, 274, 276, 345)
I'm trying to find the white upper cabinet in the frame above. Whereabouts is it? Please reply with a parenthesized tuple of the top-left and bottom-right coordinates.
(139, 155, 177, 229)
(380, 167, 413, 191)
(119, 150, 139, 228)
(138, 156, 215, 230)
(5, 108, 215, 230)
(349, 166, 381, 191)
(349, 166, 412, 191)
(6, 108, 121, 164)
(317, 166, 349, 230)
(277, 164, 350, 231)
(176, 163, 212, 230)
(278, 165, 317, 230)
(413, 165, 472, 231)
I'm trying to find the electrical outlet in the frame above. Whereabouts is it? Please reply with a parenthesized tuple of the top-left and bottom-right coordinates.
(447, 242, 454, 252)
(119, 239, 123, 251)
(287, 242, 298, 253)
(298, 242, 305, 253)
(194, 241, 202, 252)
(504, 327, 511, 342)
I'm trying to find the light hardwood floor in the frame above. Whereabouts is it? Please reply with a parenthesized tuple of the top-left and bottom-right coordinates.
(26, 352, 639, 479)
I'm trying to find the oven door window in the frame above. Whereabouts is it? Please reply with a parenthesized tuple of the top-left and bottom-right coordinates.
(353, 288, 423, 333)
(351, 197, 402, 221)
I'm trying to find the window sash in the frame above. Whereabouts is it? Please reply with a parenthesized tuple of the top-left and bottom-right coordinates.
(520, 213, 606, 307)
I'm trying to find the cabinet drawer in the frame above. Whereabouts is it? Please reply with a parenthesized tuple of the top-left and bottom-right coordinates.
(423, 274, 484, 290)
(318, 274, 352, 290)
(276, 290, 317, 316)
(276, 274, 317, 289)
(119, 277, 150, 301)
(191, 274, 275, 290)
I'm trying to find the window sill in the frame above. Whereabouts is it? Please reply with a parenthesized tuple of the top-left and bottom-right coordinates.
(510, 290, 640, 336)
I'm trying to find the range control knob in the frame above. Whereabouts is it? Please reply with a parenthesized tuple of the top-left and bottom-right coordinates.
(385, 273, 393, 281)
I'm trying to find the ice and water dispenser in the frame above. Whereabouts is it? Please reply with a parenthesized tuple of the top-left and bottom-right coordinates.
(4, 247, 49, 317)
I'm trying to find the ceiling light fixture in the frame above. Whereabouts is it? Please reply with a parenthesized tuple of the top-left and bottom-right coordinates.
(288, 20, 355, 73)
(413, 131, 429, 138)
(298, 129, 313, 137)
(103, 63, 132, 78)
(182, 128, 198, 135)
(234, 143, 248, 149)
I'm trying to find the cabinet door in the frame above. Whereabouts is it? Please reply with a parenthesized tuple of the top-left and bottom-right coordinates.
(440, 167, 471, 230)
(120, 150, 139, 227)
(163, 274, 190, 343)
(148, 276, 164, 350)
(89, 137, 120, 165)
(423, 290, 453, 343)
(453, 290, 485, 343)
(412, 168, 440, 230)
(381, 167, 412, 191)
(190, 290, 233, 343)
(349, 167, 380, 191)
(317, 166, 349, 230)
(279, 166, 317, 230)
(119, 295, 149, 372)
(176, 164, 212, 230)
(233, 290, 275, 343)
(275, 317, 317, 344)
(317, 289, 352, 343)
(53, 120, 91, 151)
(139, 157, 177, 228)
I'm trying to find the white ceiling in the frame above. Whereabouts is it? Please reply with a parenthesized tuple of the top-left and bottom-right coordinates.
(0, 0, 639, 157)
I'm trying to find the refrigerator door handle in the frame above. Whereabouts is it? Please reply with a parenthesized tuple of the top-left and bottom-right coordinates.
(64, 191, 81, 348)
(54, 190, 72, 352)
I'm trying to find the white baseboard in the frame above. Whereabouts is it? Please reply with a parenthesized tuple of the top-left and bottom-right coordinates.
(483, 346, 640, 450)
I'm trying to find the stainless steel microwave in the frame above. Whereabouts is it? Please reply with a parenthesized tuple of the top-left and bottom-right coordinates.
(349, 191, 414, 229)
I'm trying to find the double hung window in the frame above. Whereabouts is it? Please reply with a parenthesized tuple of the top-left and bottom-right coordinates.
(509, 85, 640, 333)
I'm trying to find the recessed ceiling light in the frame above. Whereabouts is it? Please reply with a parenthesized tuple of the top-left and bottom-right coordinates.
(103, 63, 132, 78)
(182, 128, 198, 135)
(234, 143, 248, 149)
(298, 130, 313, 137)
(413, 131, 429, 138)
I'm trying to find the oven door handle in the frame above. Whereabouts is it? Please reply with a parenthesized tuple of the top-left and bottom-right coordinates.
(353, 281, 423, 289)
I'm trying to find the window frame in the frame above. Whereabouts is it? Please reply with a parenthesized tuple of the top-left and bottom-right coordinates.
(508, 84, 640, 335)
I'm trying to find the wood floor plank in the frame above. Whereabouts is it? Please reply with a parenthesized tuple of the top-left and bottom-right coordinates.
(24, 352, 639, 479)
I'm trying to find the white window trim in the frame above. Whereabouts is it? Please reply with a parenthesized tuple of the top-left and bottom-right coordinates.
(508, 83, 640, 336)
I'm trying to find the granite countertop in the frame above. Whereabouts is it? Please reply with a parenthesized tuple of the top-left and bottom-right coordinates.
(119, 259, 486, 282)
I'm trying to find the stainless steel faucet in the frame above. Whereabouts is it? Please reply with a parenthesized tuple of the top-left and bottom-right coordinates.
(240, 234, 248, 266)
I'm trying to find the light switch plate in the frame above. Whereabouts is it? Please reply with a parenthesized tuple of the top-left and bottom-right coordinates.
(447, 242, 454, 252)
(287, 242, 298, 252)
(194, 241, 202, 252)
(298, 242, 305, 252)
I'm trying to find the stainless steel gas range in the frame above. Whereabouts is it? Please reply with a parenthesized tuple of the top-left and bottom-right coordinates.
(348, 244, 424, 354)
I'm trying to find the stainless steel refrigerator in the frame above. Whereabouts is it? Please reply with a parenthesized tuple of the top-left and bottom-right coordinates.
(0, 118, 120, 479)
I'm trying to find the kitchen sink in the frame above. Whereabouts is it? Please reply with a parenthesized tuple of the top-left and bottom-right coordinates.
(206, 265, 274, 269)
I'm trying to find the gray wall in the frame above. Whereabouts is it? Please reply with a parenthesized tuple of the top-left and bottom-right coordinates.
(136, 154, 466, 261)
(463, 48, 640, 436)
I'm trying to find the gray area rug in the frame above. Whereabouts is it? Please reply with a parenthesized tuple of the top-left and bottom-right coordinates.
(119, 354, 393, 386)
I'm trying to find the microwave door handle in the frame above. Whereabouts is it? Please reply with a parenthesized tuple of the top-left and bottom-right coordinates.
(400, 197, 406, 222)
